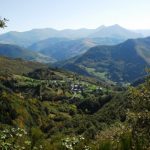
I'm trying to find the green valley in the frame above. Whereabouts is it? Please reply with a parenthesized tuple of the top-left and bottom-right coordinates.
(1, 3, 150, 148)
(0, 56, 150, 149)
(58, 37, 150, 84)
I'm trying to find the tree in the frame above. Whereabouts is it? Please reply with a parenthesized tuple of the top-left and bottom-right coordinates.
(0, 18, 8, 28)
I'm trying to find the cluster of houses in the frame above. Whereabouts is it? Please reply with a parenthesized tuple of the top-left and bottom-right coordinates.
(71, 83, 84, 93)
(70, 83, 104, 94)
(45, 77, 104, 94)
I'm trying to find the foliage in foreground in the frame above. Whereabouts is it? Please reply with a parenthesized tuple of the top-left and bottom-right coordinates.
(0, 18, 7, 28)
(0, 68, 150, 149)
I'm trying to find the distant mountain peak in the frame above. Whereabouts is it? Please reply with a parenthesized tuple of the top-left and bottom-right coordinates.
(109, 24, 122, 28)
(96, 25, 106, 31)
(96, 24, 125, 31)
(105, 24, 127, 31)
(89, 24, 142, 39)
(0, 24, 143, 48)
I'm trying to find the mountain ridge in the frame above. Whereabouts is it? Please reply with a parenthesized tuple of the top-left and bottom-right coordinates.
(0, 24, 143, 47)
(0, 43, 55, 63)
(29, 37, 124, 61)
(56, 37, 150, 83)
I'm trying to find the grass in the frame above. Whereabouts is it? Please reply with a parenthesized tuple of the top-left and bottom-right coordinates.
(84, 67, 108, 80)
(0, 56, 47, 75)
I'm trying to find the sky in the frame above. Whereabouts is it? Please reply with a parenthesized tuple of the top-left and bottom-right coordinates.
(0, 0, 150, 33)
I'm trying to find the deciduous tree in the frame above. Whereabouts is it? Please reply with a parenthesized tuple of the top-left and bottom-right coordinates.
(0, 18, 8, 28)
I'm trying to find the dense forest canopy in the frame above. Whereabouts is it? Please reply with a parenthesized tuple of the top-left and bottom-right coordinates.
(0, 57, 150, 149)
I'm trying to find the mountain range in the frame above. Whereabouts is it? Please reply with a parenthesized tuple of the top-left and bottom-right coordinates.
(0, 24, 142, 48)
(1, 23, 150, 149)
(29, 37, 123, 61)
(0, 25, 150, 84)
(57, 37, 150, 83)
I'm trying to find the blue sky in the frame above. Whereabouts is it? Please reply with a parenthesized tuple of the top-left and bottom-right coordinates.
(0, 0, 150, 32)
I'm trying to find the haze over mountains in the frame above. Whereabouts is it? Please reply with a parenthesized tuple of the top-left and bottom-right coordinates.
(0, 24, 147, 62)
(0, 44, 55, 63)
(0, 24, 150, 83)
(135, 29, 150, 37)
(0, 24, 143, 47)
(29, 37, 123, 61)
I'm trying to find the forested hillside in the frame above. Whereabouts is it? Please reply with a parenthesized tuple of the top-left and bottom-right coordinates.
(1, 1, 150, 148)
(0, 57, 150, 149)
(58, 37, 150, 83)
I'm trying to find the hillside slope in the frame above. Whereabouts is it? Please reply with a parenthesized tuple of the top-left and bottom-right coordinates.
(0, 58, 150, 149)
(0, 44, 54, 63)
(57, 37, 150, 83)
(29, 37, 123, 61)
(0, 56, 47, 75)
